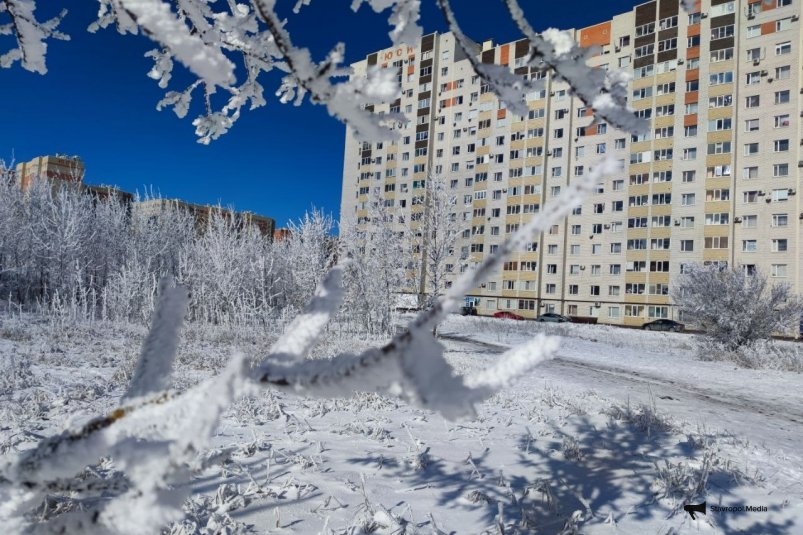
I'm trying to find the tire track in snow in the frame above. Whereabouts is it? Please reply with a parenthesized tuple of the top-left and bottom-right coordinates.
(441, 333, 803, 428)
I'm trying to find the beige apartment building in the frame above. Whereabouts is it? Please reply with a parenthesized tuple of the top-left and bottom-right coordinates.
(341, 0, 803, 325)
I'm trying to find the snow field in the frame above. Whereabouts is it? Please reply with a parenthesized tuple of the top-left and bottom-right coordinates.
(1, 315, 801, 533)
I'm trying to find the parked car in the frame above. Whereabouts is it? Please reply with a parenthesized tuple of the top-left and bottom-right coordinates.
(493, 310, 525, 320)
(460, 305, 478, 316)
(642, 319, 685, 332)
(535, 313, 572, 323)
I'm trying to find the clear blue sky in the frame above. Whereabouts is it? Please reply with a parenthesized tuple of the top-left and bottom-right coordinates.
(1, 1, 638, 227)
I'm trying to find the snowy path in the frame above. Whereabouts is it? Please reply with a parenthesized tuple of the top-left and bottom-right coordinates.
(441, 333, 803, 456)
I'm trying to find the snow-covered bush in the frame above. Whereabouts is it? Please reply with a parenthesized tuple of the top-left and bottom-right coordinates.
(673, 263, 803, 351)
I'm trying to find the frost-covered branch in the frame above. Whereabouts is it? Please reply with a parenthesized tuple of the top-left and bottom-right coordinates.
(3, 0, 643, 140)
(0, 0, 68, 73)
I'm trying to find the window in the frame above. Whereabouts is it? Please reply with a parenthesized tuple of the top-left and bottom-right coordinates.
(772, 213, 788, 227)
(684, 125, 698, 137)
(680, 216, 695, 228)
(775, 90, 790, 104)
(709, 95, 733, 108)
(747, 24, 761, 38)
(680, 240, 694, 252)
(776, 42, 792, 55)
(774, 139, 790, 152)
(772, 189, 790, 202)
(746, 71, 762, 85)
(710, 71, 733, 85)
(776, 65, 791, 80)
(771, 264, 788, 278)
(773, 163, 789, 177)
(743, 167, 758, 179)
(743, 215, 758, 228)
(775, 114, 790, 128)
(746, 47, 762, 61)
(705, 213, 730, 225)
(745, 95, 760, 108)
(682, 148, 697, 160)
(772, 238, 788, 252)
(744, 143, 759, 155)
(681, 193, 696, 206)
(704, 236, 729, 249)
(610, 243, 622, 254)
(745, 119, 759, 132)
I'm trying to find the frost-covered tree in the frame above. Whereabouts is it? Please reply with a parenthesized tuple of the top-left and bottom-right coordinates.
(407, 173, 461, 310)
(672, 263, 803, 350)
(275, 208, 335, 312)
(341, 193, 406, 334)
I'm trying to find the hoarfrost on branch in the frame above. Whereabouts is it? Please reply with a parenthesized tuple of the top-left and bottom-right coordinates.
(1, 0, 648, 141)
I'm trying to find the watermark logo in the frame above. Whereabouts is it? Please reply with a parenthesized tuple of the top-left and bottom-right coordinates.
(683, 501, 706, 520)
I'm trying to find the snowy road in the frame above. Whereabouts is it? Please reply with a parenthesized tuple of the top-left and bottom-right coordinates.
(442, 333, 803, 456)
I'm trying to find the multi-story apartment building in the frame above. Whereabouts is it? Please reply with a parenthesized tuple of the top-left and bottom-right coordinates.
(13, 155, 275, 237)
(15, 154, 86, 190)
(341, 0, 803, 325)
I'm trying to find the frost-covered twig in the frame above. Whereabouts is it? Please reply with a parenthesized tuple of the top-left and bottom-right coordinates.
(0, 0, 69, 73)
(123, 275, 188, 401)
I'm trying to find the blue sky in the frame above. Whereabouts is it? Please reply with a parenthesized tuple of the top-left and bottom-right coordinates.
(1, 1, 638, 227)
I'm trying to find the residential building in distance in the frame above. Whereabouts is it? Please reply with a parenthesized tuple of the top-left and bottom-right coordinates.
(15, 154, 85, 190)
(13, 154, 275, 238)
(340, 0, 803, 325)
(134, 198, 275, 237)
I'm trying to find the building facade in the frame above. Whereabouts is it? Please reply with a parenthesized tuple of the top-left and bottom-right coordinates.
(340, 0, 803, 325)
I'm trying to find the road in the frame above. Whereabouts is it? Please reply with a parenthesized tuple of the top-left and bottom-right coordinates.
(441, 334, 803, 456)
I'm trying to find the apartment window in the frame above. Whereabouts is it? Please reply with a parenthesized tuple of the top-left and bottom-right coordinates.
(545, 284, 557, 294)
(548, 244, 558, 254)
(774, 114, 790, 128)
(776, 42, 792, 55)
(684, 103, 698, 114)
(772, 238, 788, 252)
(743, 167, 758, 180)
(772, 189, 790, 201)
(710, 71, 733, 85)
(744, 143, 759, 155)
(610, 243, 622, 253)
(776, 65, 791, 80)
(744, 190, 760, 203)
(682, 171, 696, 183)
(711, 48, 733, 62)
(745, 119, 759, 132)
(680, 216, 695, 228)
(746, 71, 762, 85)
(775, 90, 791, 104)
(704, 236, 729, 249)
(772, 213, 788, 227)
(768, 142, 789, 157)
(771, 264, 788, 278)
(705, 213, 730, 225)
(681, 193, 696, 206)
(680, 240, 694, 252)
(682, 148, 697, 160)
(773, 163, 789, 177)
(743, 215, 758, 228)
(709, 95, 733, 108)
(745, 95, 760, 108)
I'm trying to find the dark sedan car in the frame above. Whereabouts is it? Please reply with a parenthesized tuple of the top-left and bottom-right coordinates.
(642, 319, 684, 332)
(535, 313, 572, 323)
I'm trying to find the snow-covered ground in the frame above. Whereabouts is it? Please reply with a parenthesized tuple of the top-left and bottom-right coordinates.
(1, 314, 802, 534)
